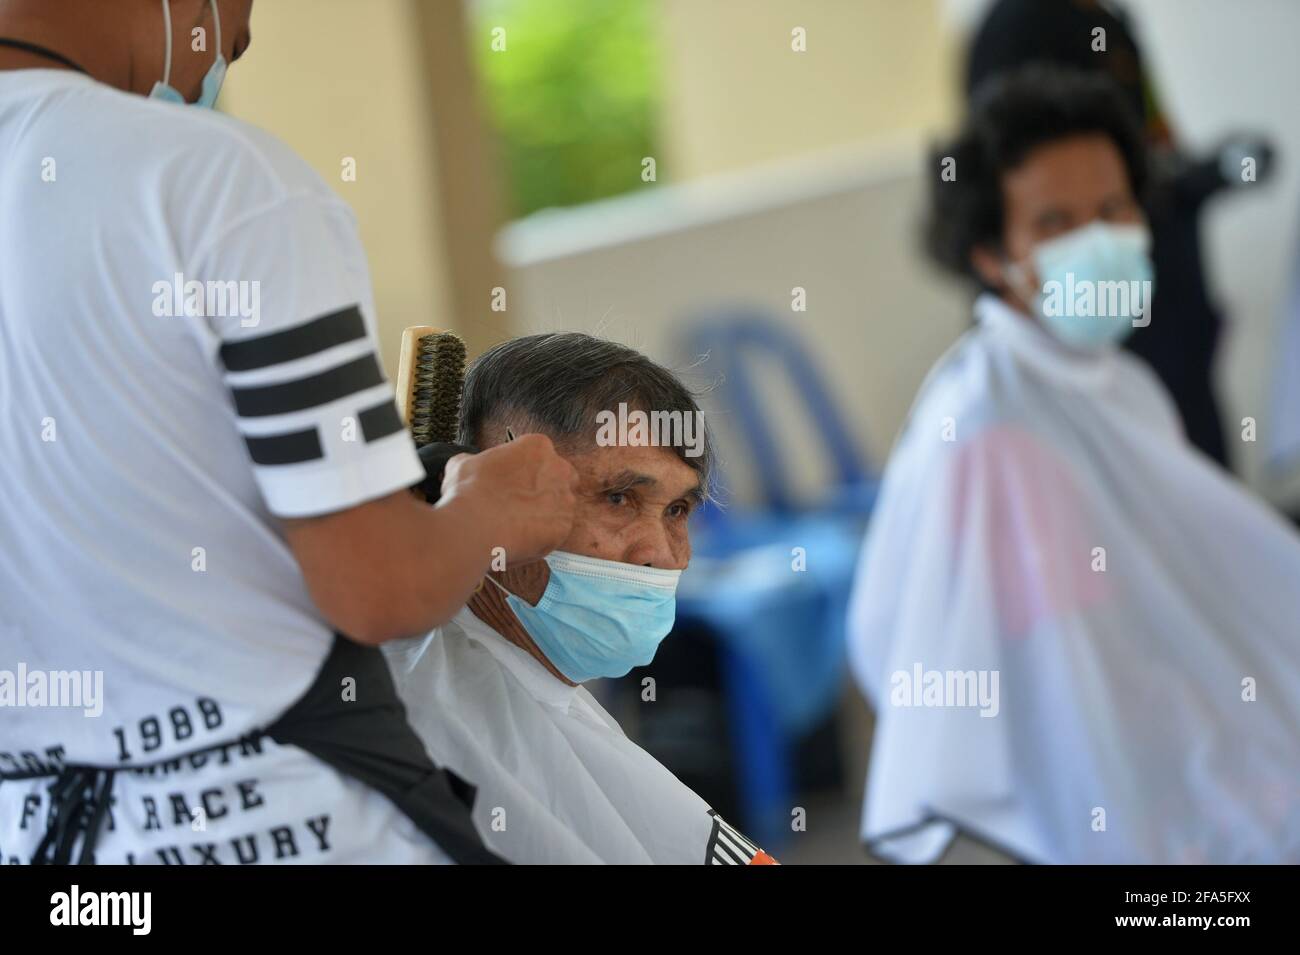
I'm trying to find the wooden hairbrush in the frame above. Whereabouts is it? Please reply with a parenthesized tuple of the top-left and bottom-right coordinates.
(396, 326, 475, 503)
(397, 326, 467, 447)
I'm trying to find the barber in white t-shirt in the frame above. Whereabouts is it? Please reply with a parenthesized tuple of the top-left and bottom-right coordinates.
(0, 0, 575, 865)
(387, 334, 778, 865)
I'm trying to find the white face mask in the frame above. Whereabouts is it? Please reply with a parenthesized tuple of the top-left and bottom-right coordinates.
(1004, 221, 1156, 350)
(149, 0, 227, 108)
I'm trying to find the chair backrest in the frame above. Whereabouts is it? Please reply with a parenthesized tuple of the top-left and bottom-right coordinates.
(683, 309, 870, 514)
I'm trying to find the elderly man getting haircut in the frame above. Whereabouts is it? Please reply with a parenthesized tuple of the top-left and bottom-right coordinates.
(385, 333, 777, 865)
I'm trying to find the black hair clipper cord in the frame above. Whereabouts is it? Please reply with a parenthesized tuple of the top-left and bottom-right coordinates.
(396, 326, 478, 504)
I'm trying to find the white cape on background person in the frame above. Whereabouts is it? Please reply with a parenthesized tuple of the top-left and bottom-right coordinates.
(848, 293, 1300, 864)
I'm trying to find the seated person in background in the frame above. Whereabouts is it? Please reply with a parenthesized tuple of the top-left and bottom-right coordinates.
(848, 66, 1300, 864)
(386, 333, 776, 865)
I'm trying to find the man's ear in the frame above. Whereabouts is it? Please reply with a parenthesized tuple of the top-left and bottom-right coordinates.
(970, 243, 1008, 290)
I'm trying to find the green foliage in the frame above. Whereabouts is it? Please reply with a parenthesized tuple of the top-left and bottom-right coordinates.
(472, 0, 663, 217)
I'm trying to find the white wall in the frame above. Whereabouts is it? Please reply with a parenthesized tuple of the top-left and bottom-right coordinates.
(658, 0, 956, 180)
(499, 138, 969, 505)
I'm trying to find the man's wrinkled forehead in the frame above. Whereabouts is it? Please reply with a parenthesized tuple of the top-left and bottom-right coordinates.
(568, 444, 704, 504)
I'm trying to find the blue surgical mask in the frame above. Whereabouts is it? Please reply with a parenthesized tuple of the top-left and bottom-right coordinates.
(1006, 221, 1155, 350)
(487, 551, 681, 684)
(150, 0, 227, 109)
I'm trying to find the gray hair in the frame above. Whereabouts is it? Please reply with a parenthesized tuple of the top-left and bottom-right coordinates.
(458, 332, 713, 495)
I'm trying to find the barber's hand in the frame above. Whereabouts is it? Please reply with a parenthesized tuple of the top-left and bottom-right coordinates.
(441, 434, 578, 564)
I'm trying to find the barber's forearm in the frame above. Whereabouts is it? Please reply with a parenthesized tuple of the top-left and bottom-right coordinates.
(286, 489, 497, 646)
(376, 492, 498, 640)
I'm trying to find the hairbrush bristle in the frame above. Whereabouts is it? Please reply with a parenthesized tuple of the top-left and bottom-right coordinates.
(409, 332, 466, 448)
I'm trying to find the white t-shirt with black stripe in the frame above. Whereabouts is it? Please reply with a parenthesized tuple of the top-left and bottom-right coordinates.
(0, 71, 438, 862)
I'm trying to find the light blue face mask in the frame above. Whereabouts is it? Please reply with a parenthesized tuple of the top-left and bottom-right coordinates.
(150, 0, 227, 108)
(487, 551, 681, 684)
(1006, 221, 1156, 350)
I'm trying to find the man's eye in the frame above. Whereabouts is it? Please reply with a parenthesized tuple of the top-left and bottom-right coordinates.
(607, 491, 628, 506)
(667, 503, 688, 519)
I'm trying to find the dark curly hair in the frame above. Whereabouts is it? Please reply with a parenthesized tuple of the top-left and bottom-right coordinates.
(925, 64, 1149, 285)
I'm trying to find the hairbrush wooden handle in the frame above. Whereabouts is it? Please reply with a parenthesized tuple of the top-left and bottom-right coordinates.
(396, 325, 443, 427)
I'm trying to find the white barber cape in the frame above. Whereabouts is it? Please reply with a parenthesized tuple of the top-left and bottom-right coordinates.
(848, 293, 1300, 864)
(385, 608, 775, 865)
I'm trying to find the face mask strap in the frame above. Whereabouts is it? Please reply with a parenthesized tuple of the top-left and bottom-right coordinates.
(210, 0, 222, 65)
(482, 573, 515, 601)
(159, 1, 222, 94)
(159, 0, 174, 87)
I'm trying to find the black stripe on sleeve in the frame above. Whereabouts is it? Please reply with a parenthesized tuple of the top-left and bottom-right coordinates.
(219, 306, 367, 372)
(243, 426, 323, 465)
(231, 352, 385, 418)
(358, 399, 405, 444)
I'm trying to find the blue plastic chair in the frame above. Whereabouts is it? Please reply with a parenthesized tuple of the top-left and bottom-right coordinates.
(686, 314, 870, 516)
(672, 309, 879, 847)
